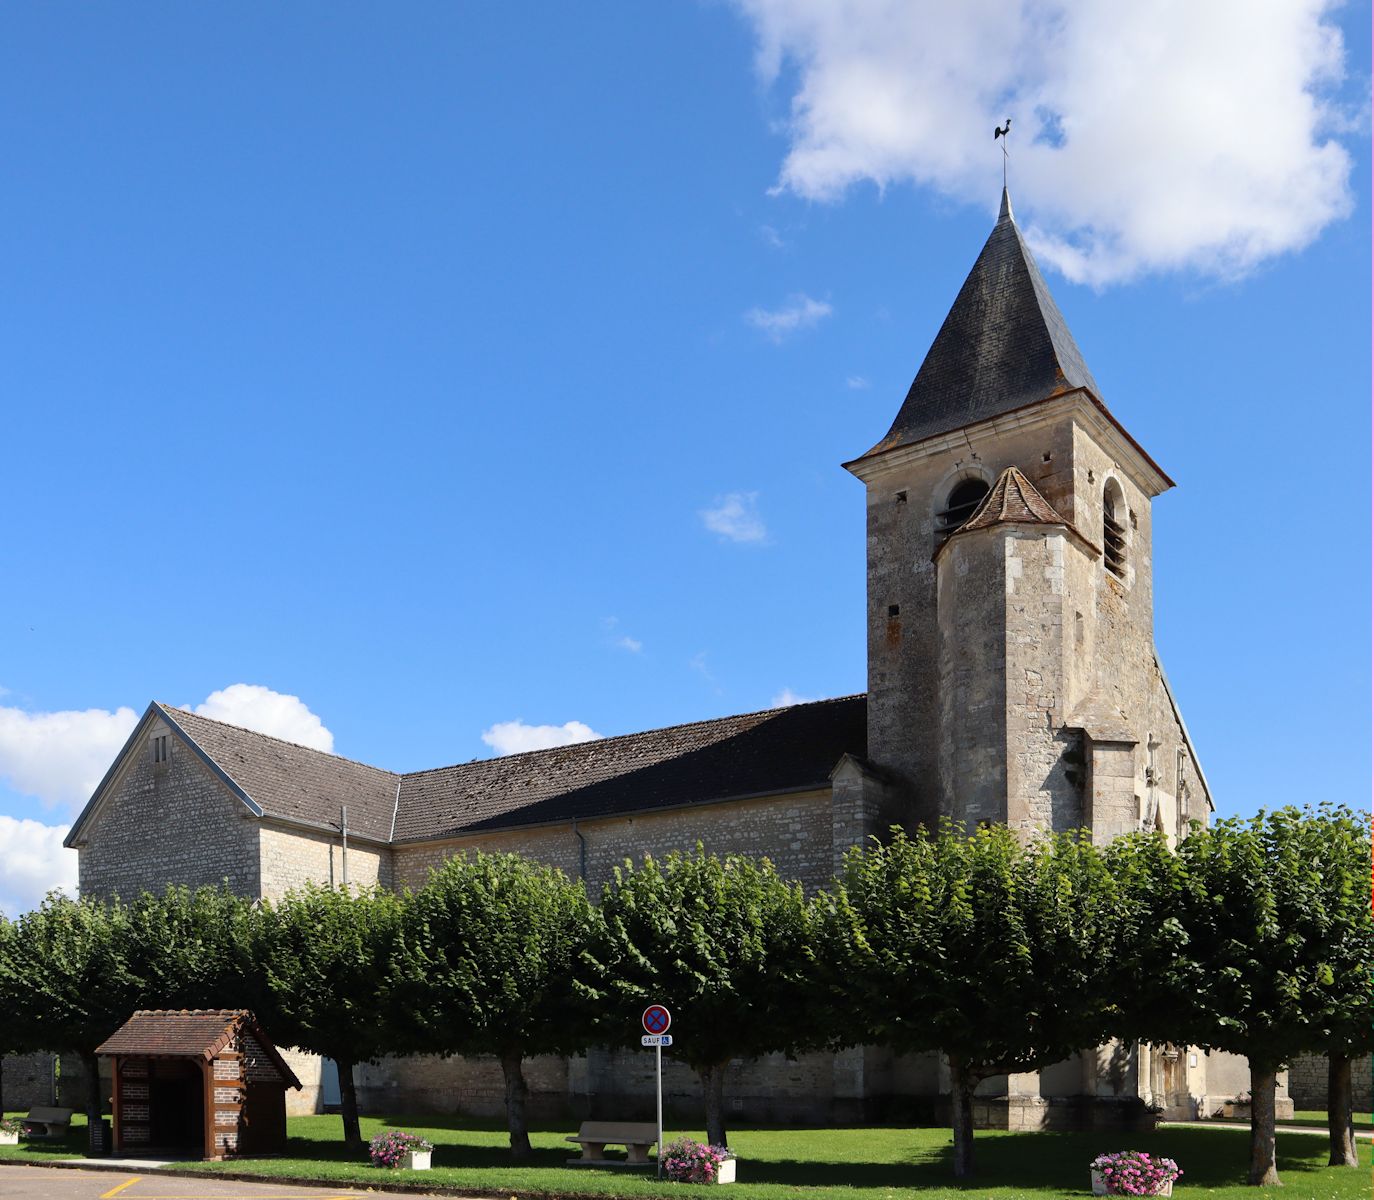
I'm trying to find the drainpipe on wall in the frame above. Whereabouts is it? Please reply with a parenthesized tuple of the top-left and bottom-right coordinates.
(571, 818, 587, 881)
(340, 805, 350, 888)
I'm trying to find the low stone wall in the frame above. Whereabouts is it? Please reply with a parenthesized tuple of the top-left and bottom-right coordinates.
(1, 1052, 91, 1112)
(1287, 1054, 1373, 1112)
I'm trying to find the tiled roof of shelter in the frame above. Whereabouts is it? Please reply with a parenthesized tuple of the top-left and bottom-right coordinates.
(957, 465, 1066, 532)
(393, 695, 867, 841)
(95, 1009, 247, 1059)
(159, 704, 400, 841)
(106, 696, 866, 845)
(858, 188, 1100, 460)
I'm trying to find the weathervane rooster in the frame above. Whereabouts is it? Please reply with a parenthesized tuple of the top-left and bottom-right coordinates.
(994, 117, 1012, 186)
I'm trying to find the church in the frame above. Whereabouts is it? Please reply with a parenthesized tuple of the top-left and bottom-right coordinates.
(65, 188, 1268, 1128)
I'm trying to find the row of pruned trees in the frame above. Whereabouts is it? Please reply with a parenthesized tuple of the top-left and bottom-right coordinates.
(0, 804, 1368, 1186)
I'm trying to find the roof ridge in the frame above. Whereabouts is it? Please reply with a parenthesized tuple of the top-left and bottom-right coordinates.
(157, 703, 400, 779)
(402, 694, 868, 780)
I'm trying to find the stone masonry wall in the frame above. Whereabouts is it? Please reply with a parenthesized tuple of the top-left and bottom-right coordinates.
(76, 715, 261, 900)
(259, 823, 390, 902)
(1288, 1053, 1373, 1112)
(861, 407, 1077, 830)
(392, 788, 837, 898)
(936, 525, 1009, 826)
(1, 1052, 90, 1110)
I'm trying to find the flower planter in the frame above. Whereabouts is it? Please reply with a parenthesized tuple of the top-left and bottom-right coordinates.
(1091, 1172, 1172, 1197)
(403, 1149, 432, 1171)
(0, 1131, 19, 1147)
(714, 1158, 737, 1184)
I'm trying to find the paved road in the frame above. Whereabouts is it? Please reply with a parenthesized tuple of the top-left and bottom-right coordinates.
(0, 1164, 483, 1200)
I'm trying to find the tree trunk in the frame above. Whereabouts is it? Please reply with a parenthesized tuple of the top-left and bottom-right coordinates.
(1247, 1062, 1280, 1186)
(948, 1054, 977, 1180)
(500, 1050, 532, 1160)
(1327, 1055, 1358, 1167)
(84, 1052, 102, 1147)
(701, 1060, 728, 1148)
(336, 1056, 363, 1149)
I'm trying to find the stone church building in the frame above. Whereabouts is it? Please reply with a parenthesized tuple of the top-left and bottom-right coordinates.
(66, 189, 1267, 1127)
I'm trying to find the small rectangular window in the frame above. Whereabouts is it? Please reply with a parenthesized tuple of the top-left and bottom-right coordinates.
(887, 604, 900, 619)
(152, 734, 169, 765)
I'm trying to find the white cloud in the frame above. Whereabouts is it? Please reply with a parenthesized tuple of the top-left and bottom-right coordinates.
(616, 636, 644, 654)
(760, 223, 786, 249)
(481, 719, 603, 756)
(731, 0, 1356, 284)
(770, 688, 815, 708)
(846, 375, 870, 390)
(191, 684, 334, 753)
(744, 293, 833, 340)
(0, 684, 334, 816)
(0, 703, 139, 815)
(0, 816, 77, 916)
(700, 491, 768, 543)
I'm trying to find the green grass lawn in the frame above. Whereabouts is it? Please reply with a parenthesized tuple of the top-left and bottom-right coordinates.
(1288, 1110, 1373, 1131)
(4, 1111, 1369, 1198)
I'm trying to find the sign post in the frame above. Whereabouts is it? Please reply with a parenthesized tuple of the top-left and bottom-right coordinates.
(641, 1005, 672, 1177)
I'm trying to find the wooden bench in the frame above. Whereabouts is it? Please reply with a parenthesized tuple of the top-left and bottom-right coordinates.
(566, 1121, 658, 1166)
(22, 1107, 74, 1140)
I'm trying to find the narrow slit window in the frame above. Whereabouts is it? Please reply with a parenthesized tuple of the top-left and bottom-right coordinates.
(152, 734, 169, 764)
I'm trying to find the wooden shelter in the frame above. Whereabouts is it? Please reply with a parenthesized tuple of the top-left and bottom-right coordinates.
(96, 1010, 301, 1160)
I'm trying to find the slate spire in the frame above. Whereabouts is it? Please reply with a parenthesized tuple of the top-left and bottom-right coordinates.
(859, 188, 1099, 460)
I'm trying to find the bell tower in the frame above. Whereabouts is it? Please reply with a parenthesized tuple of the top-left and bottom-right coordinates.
(845, 190, 1202, 839)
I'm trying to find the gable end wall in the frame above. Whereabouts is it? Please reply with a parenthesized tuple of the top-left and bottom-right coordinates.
(78, 716, 262, 900)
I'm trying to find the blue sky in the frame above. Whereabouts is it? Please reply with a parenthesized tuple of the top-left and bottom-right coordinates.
(0, 2, 1368, 912)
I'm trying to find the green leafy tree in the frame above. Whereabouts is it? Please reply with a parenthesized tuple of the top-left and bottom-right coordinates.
(1114, 807, 1369, 1186)
(832, 824, 1119, 1179)
(598, 846, 817, 1148)
(0, 894, 136, 1133)
(122, 885, 258, 1011)
(253, 884, 404, 1148)
(1310, 808, 1374, 1167)
(395, 852, 603, 1159)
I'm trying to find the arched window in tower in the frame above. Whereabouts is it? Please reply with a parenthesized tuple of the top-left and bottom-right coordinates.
(1103, 480, 1127, 579)
(935, 477, 990, 547)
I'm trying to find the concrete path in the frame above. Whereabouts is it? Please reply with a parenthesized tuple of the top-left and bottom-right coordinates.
(1165, 1120, 1374, 1140)
(0, 1163, 493, 1200)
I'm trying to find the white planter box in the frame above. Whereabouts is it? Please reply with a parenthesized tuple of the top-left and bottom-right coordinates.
(1091, 1171, 1171, 1197)
(0, 1131, 18, 1146)
(404, 1149, 432, 1170)
(714, 1158, 736, 1184)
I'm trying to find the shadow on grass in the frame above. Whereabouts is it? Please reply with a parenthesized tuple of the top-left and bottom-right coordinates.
(271, 1120, 1360, 1193)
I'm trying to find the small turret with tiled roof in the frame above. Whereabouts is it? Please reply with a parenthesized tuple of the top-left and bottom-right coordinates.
(956, 464, 1066, 533)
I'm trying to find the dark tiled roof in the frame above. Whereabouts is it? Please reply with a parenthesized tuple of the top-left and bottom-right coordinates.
(147, 696, 866, 845)
(393, 696, 866, 841)
(859, 189, 1099, 460)
(958, 465, 1066, 532)
(96, 1009, 245, 1058)
(96, 1010, 302, 1087)
(159, 704, 399, 841)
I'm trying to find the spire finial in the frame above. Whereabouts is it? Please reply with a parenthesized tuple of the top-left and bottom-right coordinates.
(999, 186, 1013, 223)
